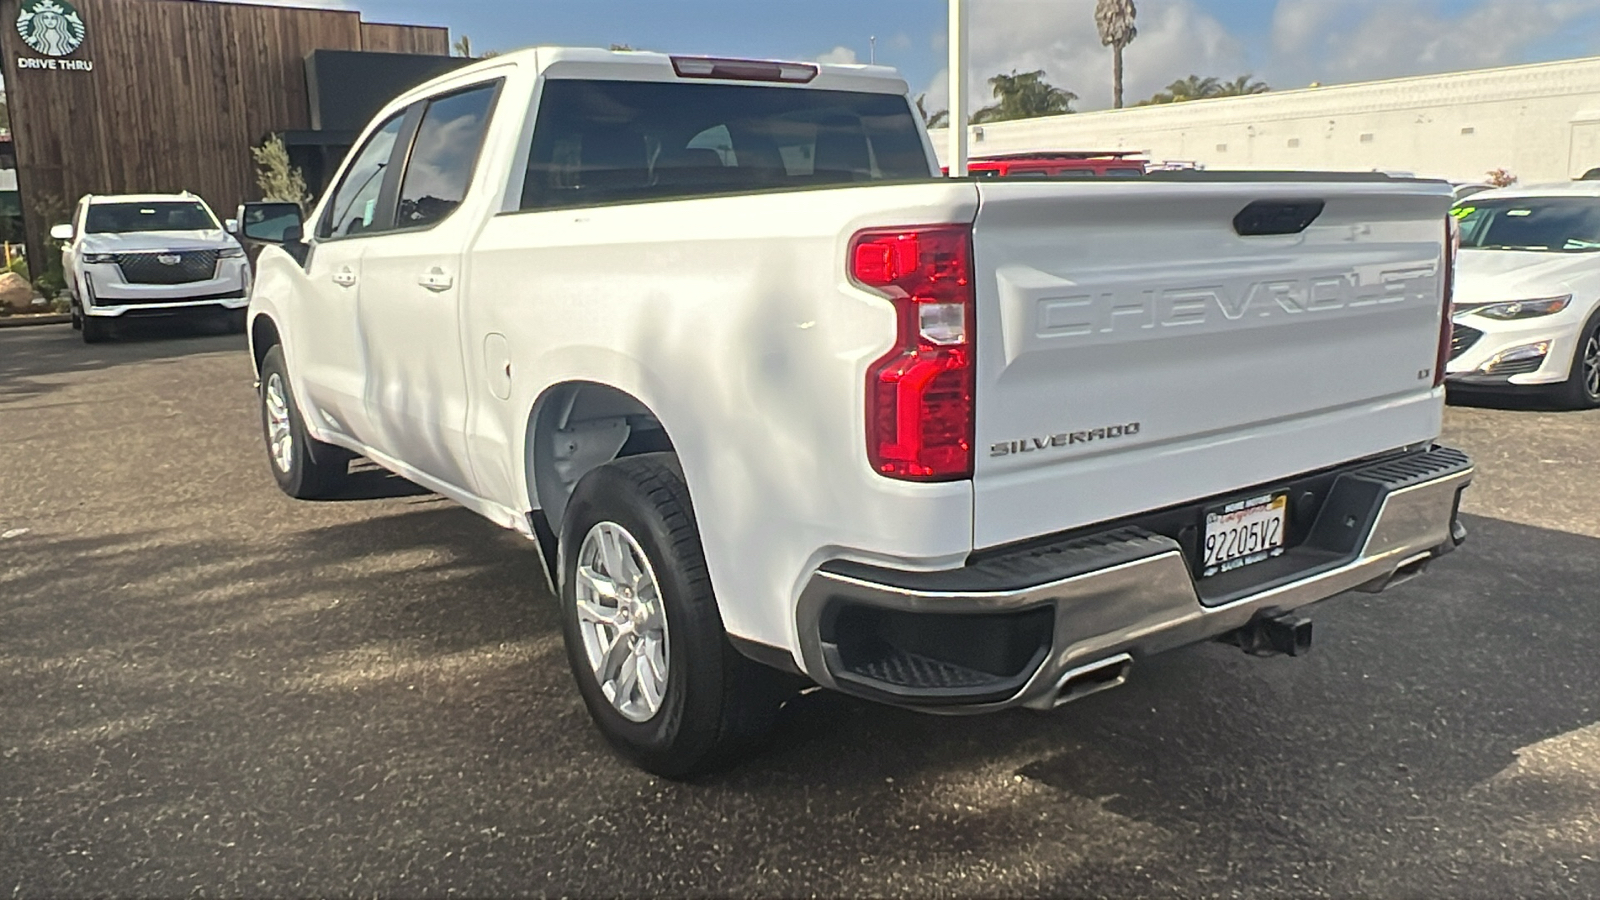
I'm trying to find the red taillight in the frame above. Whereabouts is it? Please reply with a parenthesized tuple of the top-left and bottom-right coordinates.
(850, 226, 975, 481)
(1435, 215, 1460, 388)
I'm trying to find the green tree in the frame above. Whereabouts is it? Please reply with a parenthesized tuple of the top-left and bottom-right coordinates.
(1140, 74, 1269, 105)
(916, 94, 949, 129)
(1094, 0, 1138, 109)
(1139, 75, 1220, 105)
(252, 134, 312, 214)
(970, 70, 1077, 124)
(1216, 74, 1270, 97)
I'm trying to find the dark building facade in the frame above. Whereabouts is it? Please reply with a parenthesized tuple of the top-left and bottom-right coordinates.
(0, 0, 454, 270)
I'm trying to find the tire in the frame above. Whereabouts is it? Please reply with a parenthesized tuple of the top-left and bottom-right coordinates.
(1553, 309, 1600, 410)
(257, 344, 351, 499)
(70, 302, 82, 331)
(81, 315, 109, 344)
(558, 453, 788, 779)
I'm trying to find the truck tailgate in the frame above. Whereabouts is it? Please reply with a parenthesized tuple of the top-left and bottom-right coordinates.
(970, 178, 1453, 550)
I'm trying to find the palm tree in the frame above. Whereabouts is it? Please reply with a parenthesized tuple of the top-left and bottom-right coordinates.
(1139, 75, 1221, 105)
(1094, 0, 1138, 109)
(970, 70, 1078, 124)
(1216, 74, 1270, 97)
(916, 94, 949, 129)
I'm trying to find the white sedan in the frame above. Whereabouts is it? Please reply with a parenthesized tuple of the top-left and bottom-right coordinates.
(1447, 182, 1600, 408)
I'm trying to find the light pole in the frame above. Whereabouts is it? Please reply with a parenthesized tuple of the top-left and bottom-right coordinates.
(948, 0, 968, 177)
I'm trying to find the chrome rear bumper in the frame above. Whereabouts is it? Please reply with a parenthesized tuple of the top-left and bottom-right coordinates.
(796, 446, 1473, 712)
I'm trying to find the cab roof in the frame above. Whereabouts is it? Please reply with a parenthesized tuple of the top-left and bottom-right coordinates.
(391, 45, 911, 108)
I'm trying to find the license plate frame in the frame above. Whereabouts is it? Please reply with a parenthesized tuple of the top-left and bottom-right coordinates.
(1200, 491, 1289, 578)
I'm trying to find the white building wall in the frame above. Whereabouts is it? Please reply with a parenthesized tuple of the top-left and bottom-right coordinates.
(931, 56, 1600, 186)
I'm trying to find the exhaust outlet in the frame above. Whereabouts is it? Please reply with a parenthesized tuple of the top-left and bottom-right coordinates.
(1355, 551, 1433, 594)
(1052, 653, 1133, 706)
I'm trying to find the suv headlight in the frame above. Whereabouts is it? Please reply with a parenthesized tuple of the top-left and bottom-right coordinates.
(1475, 295, 1572, 320)
(219, 246, 246, 259)
(82, 253, 116, 264)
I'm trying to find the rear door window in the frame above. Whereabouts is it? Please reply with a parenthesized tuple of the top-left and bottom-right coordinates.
(520, 79, 932, 210)
(396, 82, 501, 230)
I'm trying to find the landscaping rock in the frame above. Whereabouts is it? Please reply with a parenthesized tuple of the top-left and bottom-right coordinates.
(0, 272, 36, 311)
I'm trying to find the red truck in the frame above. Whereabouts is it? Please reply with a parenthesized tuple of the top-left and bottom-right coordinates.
(951, 151, 1148, 179)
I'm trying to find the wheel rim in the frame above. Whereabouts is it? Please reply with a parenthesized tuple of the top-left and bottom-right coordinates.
(1584, 331, 1600, 400)
(264, 373, 295, 474)
(574, 521, 670, 723)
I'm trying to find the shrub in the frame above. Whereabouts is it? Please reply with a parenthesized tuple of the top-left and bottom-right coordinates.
(32, 257, 65, 299)
(252, 134, 312, 213)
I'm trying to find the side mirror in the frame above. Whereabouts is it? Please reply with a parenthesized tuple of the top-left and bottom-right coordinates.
(224, 218, 240, 234)
(49, 223, 74, 241)
(238, 202, 305, 245)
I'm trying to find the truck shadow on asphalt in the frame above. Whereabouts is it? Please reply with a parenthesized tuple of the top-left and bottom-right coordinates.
(4, 508, 1597, 895)
(328, 460, 434, 500)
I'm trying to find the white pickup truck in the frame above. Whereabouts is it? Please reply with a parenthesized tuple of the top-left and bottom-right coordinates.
(241, 48, 1473, 777)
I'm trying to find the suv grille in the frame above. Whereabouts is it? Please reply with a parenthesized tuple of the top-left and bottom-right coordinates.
(115, 250, 219, 285)
(1450, 323, 1483, 361)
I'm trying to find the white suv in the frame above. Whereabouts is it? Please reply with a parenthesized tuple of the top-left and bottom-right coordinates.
(52, 192, 252, 344)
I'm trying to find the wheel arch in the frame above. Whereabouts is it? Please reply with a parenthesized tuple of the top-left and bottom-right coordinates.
(525, 380, 678, 536)
(250, 313, 282, 379)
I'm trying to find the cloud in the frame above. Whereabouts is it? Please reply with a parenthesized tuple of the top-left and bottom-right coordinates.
(1268, 0, 1600, 86)
(815, 45, 859, 65)
(921, 0, 1244, 113)
(914, 0, 1600, 119)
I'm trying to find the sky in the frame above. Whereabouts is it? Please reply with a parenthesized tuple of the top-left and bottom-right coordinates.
(238, 0, 1600, 112)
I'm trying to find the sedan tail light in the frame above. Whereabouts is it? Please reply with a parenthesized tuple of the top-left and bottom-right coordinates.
(849, 225, 975, 481)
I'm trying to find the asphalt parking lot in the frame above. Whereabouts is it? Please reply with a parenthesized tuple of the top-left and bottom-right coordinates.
(3, 322, 1599, 898)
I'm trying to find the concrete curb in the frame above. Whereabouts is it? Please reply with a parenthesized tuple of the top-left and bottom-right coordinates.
(0, 314, 71, 328)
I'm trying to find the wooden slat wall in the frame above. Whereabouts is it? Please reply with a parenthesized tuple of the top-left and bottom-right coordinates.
(361, 22, 449, 55)
(0, 0, 449, 269)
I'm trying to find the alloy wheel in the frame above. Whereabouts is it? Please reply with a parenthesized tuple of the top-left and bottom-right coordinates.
(264, 373, 295, 474)
(573, 521, 670, 723)
(1585, 331, 1600, 401)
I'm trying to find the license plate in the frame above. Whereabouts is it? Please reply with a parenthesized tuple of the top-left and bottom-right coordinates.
(1201, 492, 1288, 577)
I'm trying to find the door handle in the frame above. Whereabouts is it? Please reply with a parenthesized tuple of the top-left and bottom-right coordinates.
(332, 267, 357, 287)
(418, 267, 454, 292)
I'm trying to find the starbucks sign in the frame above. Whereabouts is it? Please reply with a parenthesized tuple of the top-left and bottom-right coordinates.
(17, 0, 85, 57)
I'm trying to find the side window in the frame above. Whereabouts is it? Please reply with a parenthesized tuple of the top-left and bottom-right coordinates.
(320, 111, 408, 239)
(396, 82, 500, 230)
